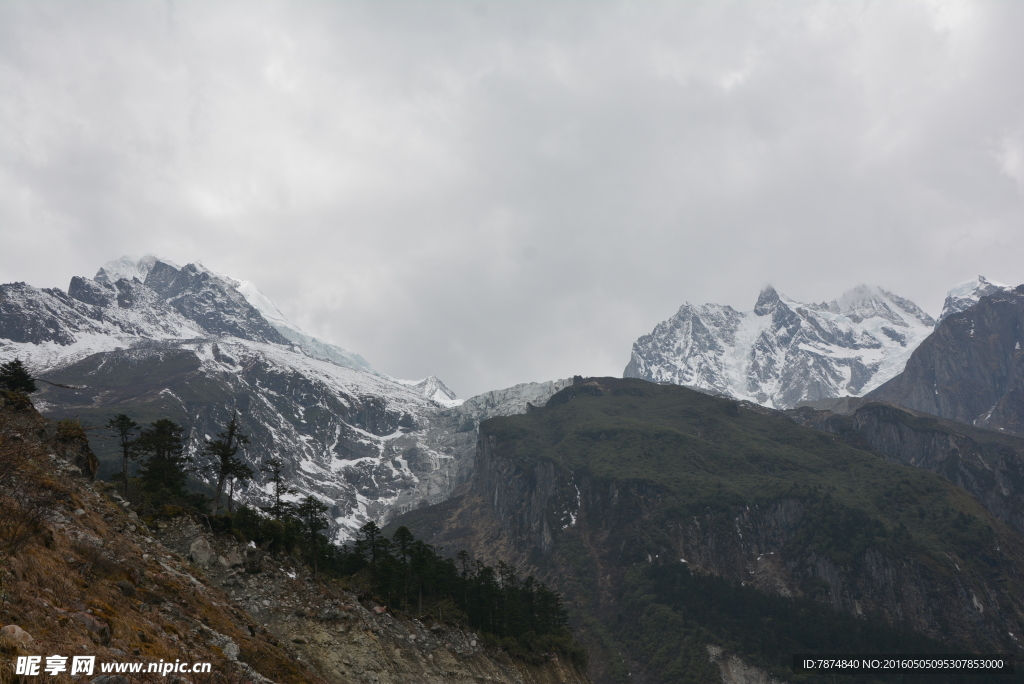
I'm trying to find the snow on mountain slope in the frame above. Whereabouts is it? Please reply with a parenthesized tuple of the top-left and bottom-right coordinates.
(0, 255, 481, 540)
(624, 284, 936, 409)
(394, 375, 463, 407)
(939, 276, 1011, 323)
(234, 279, 376, 373)
(94, 253, 175, 284)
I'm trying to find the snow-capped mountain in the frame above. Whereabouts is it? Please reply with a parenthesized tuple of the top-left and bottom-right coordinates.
(624, 284, 936, 409)
(395, 375, 463, 407)
(938, 275, 1011, 323)
(0, 255, 567, 540)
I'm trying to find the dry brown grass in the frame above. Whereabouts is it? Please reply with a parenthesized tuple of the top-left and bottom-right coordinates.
(0, 402, 330, 684)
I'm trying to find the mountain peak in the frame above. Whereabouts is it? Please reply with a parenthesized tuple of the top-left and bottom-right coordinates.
(825, 285, 934, 328)
(398, 375, 462, 407)
(625, 283, 935, 408)
(834, 284, 878, 307)
(95, 254, 178, 285)
(753, 285, 785, 316)
(939, 275, 1010, 323)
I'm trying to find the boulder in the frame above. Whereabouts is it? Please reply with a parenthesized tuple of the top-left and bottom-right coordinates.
(222, 640, 240, 661)
(222, 549, 244, 567)
(0, 624, 34, 648)
(189, 538, 214, 566)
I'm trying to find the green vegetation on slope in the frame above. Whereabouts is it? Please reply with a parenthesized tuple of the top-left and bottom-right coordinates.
(486, 379, 1006, 565)
(476, 378, 1024, 684)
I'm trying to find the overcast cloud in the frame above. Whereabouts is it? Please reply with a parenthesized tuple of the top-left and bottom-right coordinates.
(1, 1, 1023, 397)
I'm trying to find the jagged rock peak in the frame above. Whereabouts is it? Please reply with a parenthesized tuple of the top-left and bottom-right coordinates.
(753, 285, 784, 316)
(939, 275, 1010, 323)
(625, 283, 935, 409)
(95, 256, 373, 372)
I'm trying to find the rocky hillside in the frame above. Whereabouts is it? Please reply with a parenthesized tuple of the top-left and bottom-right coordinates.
(624, 284, 935, 409)
(0, 394, 590, 684)
(789, 402, 1024, 536)
(867, 285, 1024, 436)
(391, 378, 1024, 684)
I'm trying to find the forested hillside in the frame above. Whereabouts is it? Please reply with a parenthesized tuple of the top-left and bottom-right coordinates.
(391, 377, 1024, 684)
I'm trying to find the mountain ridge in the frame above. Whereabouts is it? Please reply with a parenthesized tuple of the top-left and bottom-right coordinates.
(390, 376, 1024, 684)
(624, 283, 935, 408)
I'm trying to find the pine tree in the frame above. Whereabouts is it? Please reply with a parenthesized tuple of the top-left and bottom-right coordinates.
(106, 414, 139, 497)
(355, 520, 383, 570)
(393, 526, 415, 607)
(260, 457, 296, 519)
(0, 358, 37, 394)
(136, 419, 189, 499)
(295, 495, 330, 576)
(203, 413, 250, 515)
(224, 459, 254, 513)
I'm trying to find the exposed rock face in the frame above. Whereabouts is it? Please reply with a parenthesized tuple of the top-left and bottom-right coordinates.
(156, 516, 591, 684)
(140, 262, 289, 344)
(868, 285, 1024, 436)
(624, 285, 934, 408)
(411, 378, 574, 499)
(789, 402, 1024, 536)
(708, 647, 787, 684)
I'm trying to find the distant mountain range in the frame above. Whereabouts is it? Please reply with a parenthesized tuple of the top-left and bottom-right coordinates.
(624, 277, 1011, 409)
(0, 255, 567, 540)
(7, 255, 1024, 682)
(3, 256, 1020, 543)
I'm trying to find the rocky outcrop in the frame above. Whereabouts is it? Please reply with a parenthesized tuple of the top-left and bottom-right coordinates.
(789, 402, 1024, 535)
(868, 285, 1024, 435)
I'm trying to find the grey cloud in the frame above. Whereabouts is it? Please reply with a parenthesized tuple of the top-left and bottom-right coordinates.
(1, 1, 1022, 397)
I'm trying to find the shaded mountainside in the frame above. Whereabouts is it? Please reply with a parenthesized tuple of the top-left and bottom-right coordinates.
(32, 339, 454, 542)
(0, 396, 591, 684)
(789, 402, 1024, 536)
(868, 285, 1024, 436)
(32, 337, 570, 542)
(391, 378, 1024, 684)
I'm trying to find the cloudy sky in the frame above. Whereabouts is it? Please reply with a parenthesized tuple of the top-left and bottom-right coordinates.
(1, 1, 1022, 397)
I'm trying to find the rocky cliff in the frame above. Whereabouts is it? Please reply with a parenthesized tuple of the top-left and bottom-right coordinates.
(789, 402, 1024, 536)
(868, 285, 1024, 436)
